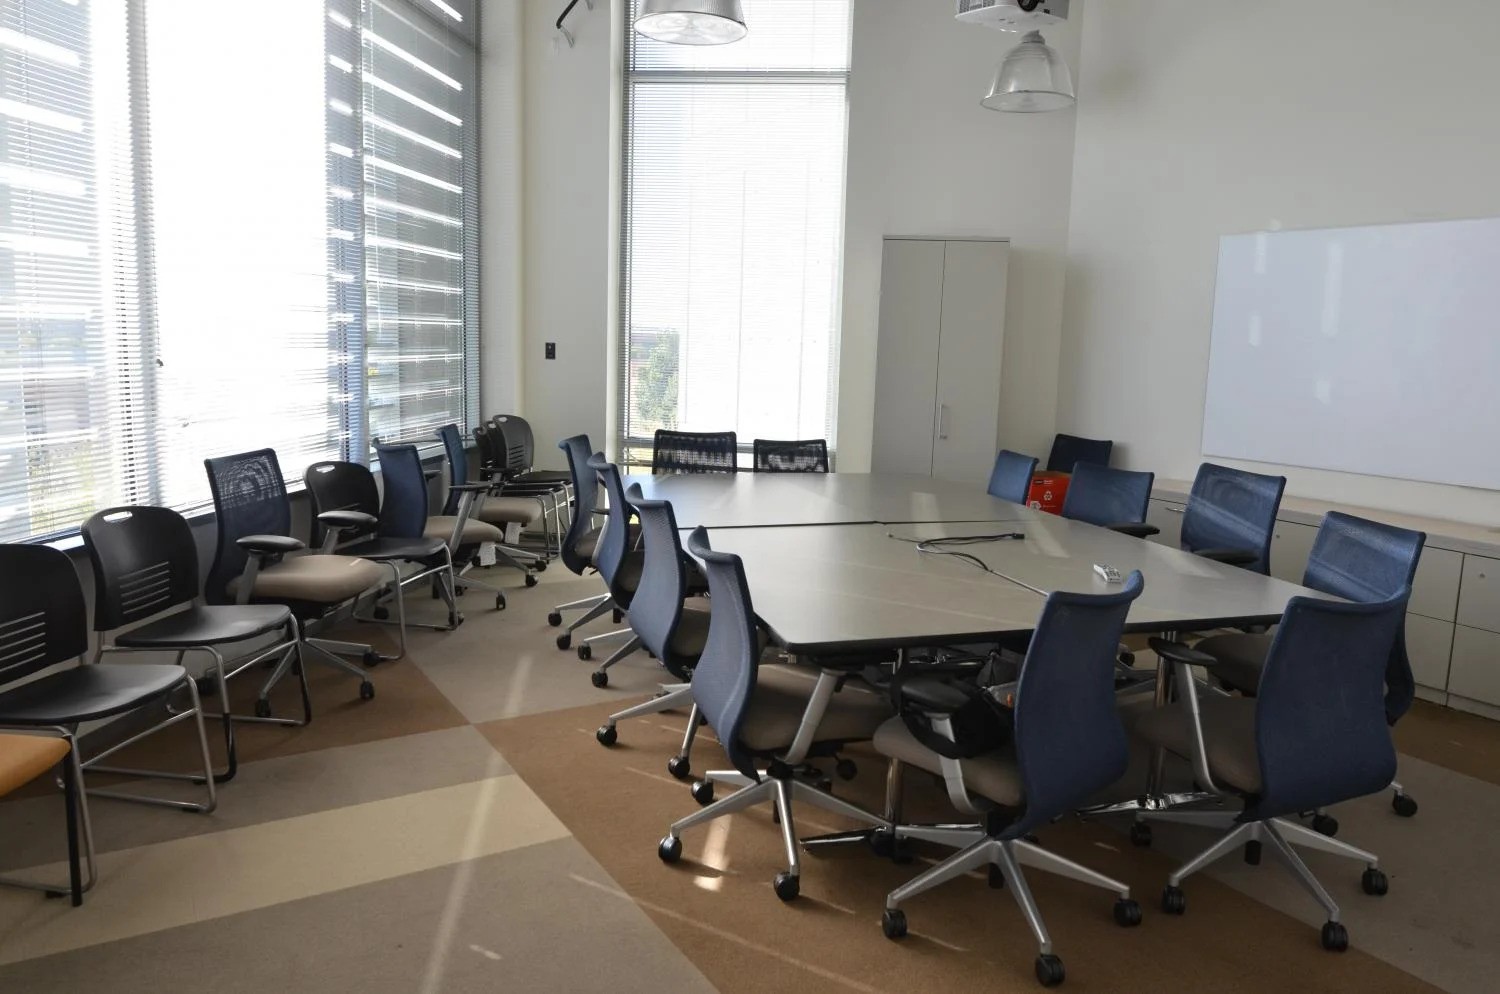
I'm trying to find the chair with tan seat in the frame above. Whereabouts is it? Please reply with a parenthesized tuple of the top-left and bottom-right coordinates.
(0, 732, 89, 906)
(548, 434, 612, 650)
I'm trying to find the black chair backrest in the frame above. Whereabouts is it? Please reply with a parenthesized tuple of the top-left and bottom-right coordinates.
(685, 526, 764, 781)
(0, 544, 88, 685)
(558, 435, 600, 577)
(587, 453, 636, 605)
(1060, 463, 1154, 528)
(204, 449, 293, 605)
(82, 506, 200, 632)
(753, 438, 829, 473)
(1180, 463, 1286, 575)
(374, 442, 430, 539)
(653, 429, 737, 475)
(987, 449, 1038, 504)
(1010, 571, 1144, 837)
(1046, 433, 1113, 473)
(1303, 511, 1426, 725)
(503, 415, 539, 469)
(625, 483, 696, 680)
(1251, 588, 1408, 820)
(490, 416, 530, 477)
(473, 424, 503, 476)
(438, 423, 469, 516)
(304, 461, 381, 547)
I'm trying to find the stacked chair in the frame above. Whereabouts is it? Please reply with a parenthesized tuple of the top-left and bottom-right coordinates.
(548, 434, 613, 650)
(574, 454, 647, 682)
(439, 423, 545, 598)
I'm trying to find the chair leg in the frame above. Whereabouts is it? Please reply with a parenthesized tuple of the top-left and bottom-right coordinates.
(1262, 821, 1342, 923)
(885, 837, 998, 909)
(1013, 839, 1131, 899)
(1273, 818, 1381, 867)
(1167, 822, 1258, 886)
(0, 737, 98, 903)
(62, 752, 81, 906)
(85, 677, 218, 814)
(667, 778, 775, 839)
(596, 635, 643, 675)
(582, 626, 634, 648)
(599, 685, 693, 732)
(561, 595, 612, 634)
(995, 841, 1056, 957)
(772, 778, 802, 880)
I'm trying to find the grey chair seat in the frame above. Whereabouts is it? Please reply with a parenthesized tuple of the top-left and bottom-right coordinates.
(341, 536, 448, 562)
(1124, 694, 1262, 793)
(572, 526, 601, 563)
(229, 553, 386, 605)
(0, 663, 187, 725)
(737, 665, 893, 753)
(115, 604, 293, 649)
(1193, 632, 1272, 694)
(425, 516, 505, 546)
(872, 715, 1023, 807)
(474, 496, 542, 527)
(514, 469, 572, 484)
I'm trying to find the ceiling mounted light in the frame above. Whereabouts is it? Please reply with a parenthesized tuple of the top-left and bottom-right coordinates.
(635, 0, 747, 46)
(981, 30, 1075, 113)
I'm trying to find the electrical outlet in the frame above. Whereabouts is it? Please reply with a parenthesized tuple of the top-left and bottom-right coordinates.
(545, 342, 556, 360)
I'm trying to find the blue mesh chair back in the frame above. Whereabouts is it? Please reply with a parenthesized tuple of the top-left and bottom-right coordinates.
(1059, 463, 1154, 528)
(304, 461, 382, 547)
(1046, 433, 1113, 473)
(1180, 463, 1286, 574)
(753, 438, 829, 473)
(81, 507, 201, 632)
(1249, 588, 1408, 821)
(1008, 571, 1144, 837)
(558, 435, 600, 576)
(374, 443, 431, 540)
(1302, 512, 1426, 724)
(0, 544, 89, 685)
(685, 526, 763, 782)
(587, 453, 636, 606)
(624, 484, 696, 680)
(204, 449, 293, 605)
(438, 423, 469, 516)
(987, 449, 1038, 504)
(653, 430, 737, 475)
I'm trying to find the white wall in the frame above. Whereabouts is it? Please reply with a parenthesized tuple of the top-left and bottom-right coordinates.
(838, 0, 1082, 470)
(1058, 0, 1500, 522)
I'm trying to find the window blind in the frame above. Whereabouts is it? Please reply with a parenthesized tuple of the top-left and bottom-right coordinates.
(620, 0, 852, 467)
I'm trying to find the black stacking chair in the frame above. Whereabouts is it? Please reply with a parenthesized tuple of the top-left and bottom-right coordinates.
(204, 449, 382, 705)
(82, 506, 306, 782)
(652, 429, 737, 474)
(987, 449, 1038, 504)
(1193, 511, 1426, 820)
(1178, 463, 1286, 573)
(753, 438, 829, 473)
(0, 545, 217, 827)
(494, 414, 574, 538)
(0, 731, 87, 905)
(576, 454, 646, 680)
(1131, 587, 1409, 953)
(305, 456, 462, 659)
(475, 418, 557, 562)
(1046, 433, 1113, 473)
(548, 434, 614, 650)
(1060, 463, 1158, 537)
(871, 573, 1146, 987)
(657, 527, 892, 902)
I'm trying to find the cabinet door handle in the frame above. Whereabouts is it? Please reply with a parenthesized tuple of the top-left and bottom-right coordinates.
(937, 404, 950, 440)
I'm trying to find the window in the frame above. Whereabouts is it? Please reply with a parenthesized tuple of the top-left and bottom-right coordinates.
(620, 0, 852, 466)
(0, 0, 481, 545)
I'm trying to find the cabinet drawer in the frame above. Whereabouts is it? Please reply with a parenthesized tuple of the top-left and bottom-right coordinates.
(1404, 614, 1452, 692)
(1269, 519, 1318, 584)
(1145, 499, 1184, 548)
(1457, 555, 1500, 633)
(1448, 625, 1500, 707)
(1410, 547, 1461, 622)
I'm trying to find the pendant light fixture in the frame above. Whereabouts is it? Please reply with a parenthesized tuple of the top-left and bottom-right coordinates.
(981, 30, 1075, 113)
(634, 0, 747, 46)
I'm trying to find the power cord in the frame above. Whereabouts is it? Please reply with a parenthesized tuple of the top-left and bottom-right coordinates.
(886, 531, 1025, 577)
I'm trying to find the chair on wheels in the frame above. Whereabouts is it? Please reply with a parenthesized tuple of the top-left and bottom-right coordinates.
(439, 423, 548, 590)
(548, 434, 613, 650)
(1178, 463, 1286, 572)
(1046, 433, 1113, 473)
(987, 449, 1038, 504)
(81, 506, 306, 784)
(1128, 587, 1409, 953)
(482, 416, 567, 562)
(657, 527, 893, 902)
(575, 454, 647, 679)
(870, 573, 1146, 987)
(1059, 463, 1158, 537)
(0, 732, 89, 906)
(493, 414, 573, 553)
(653, 429, 737, 474)
(752, 438, 829, 473)
(204, 449, 385, 707)
(1192, 511, 1426, 820)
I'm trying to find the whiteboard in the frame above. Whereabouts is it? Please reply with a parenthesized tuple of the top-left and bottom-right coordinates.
(1202, 216, 1500, 491)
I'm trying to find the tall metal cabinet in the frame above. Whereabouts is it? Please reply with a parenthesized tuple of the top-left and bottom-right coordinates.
(871, 237, 1009, 484)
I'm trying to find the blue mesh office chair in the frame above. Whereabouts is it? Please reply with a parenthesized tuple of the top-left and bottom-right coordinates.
(653, 429, 737, 474)
(753, 438, 829, 473)
(575, 454, 645, 680)
(548, 435, 613, 650)
(988, 449, 1039, 504)
(871, 573, 1146, 987)
(1046, 433, 1113, 473)
(1131, 587, 1409, 953)
(1179, 463, 1286, 573)
(1060, 463, 1157, 536)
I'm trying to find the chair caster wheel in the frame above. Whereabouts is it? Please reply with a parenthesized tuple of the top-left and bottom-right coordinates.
(1392, 793, 1418, 817)
(1244, 840, 1262, 865)
(658, 836, 682, 864)
(690, 780, 714, 806)
(667, 755, 691, 780)
(373, 606, 390, 620)
(988, 864, 1006, 889)
(448, 612, 463, 628)
(578, 644, 592, 661)
(494, 594, 506, 611)
(835, 758, 857, 781)
(590, 670, 608, 688)
(547, 611, 563, 627)
(363, 650, 382, 667)
(1035, 954, 1065, 987)
(881, 909, 907, 940)
(1311, 813, 1339, 837)
(534, 560, 547, 572)
(1129, 821, 1152, 847)
(772, 872, 799, 902)
(359, 680, 375, 701)
(1114, 898, 1143, 927)
(525, 573, 538, 588)
(596, 725, 617, 746)
(1361, 867, 1388, 896)
(1162, 885, 1186, 915)
(556, 632, 571, 651)
(1321, 920, 1349, 952)
(613, 609, 625, 624)
(254, 699, 272, 719)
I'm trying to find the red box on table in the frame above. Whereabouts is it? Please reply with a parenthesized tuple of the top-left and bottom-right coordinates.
(1027, 472, 1070, 514)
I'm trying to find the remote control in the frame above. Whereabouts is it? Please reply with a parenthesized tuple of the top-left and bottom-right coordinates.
(1093, 562, 1123, 584)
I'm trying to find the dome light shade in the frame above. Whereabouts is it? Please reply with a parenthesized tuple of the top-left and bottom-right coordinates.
(982, 30, 1075, 113)
(635, 0, 747, 46)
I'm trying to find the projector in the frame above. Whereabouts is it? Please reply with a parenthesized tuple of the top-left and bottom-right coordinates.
(955, 0, 1070, 31)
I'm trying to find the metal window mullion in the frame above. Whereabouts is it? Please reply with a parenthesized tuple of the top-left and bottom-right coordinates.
(123, 0, 161, 505)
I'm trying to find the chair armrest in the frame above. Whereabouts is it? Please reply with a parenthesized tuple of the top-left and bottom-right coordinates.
(1192, 547, 1258, 567)
(1147, 637, 1226, 670)
(236, 534, 304, 555)
(886, 658, 986, 714)
(1107, 522, 1160, 539)
(317, 510, 378, 530)
(899, 676, 974, 714)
